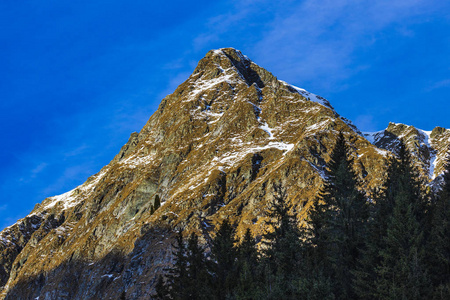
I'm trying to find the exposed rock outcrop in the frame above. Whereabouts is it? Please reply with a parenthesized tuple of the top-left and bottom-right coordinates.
(0, 48, 447, 299)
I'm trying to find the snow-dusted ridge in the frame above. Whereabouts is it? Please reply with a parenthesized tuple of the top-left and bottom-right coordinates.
(279, 81, 333, 109)
(418, 129, 438, 180)
(363, 130, 385, 144)
(40, 168, 108, 211)
(363, 124, 441, 180)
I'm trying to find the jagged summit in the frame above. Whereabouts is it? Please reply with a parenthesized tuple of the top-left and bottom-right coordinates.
(0, 48, 448, 299)
(364, 122, 450, 181)
(193, 48, 274, 89)
(187, 48, 334, 109)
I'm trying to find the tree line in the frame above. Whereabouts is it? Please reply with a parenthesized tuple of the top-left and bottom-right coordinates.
(155, 132, 450, 299)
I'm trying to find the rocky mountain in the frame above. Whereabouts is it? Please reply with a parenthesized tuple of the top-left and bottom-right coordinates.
(0, 48, 448, 299)
(364, 122, 450, 183)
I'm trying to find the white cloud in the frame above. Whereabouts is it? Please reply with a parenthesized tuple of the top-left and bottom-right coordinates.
(250, 0, 438, 90)
(31, 162, 48, 177)
(187, 0, 443, 94)
(426, 79, 450, 91)
(40, 164, 95, 197)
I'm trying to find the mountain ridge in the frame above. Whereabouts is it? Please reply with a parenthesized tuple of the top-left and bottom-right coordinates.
(0, 48, 448, 299)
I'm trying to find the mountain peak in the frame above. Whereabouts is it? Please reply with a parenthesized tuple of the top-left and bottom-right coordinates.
(364, 122, 450, 181)
(192, 47, 277, 89)
(2, 48, 448, 299)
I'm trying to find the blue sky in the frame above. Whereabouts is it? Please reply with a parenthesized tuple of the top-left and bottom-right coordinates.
(1, 0, 449, 229)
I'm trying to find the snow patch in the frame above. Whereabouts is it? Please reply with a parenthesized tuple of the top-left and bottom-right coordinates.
(41, 169, 107, 211)
(418, 129, 437, 179)
(280, 81, 333, 109)
(375, 148, 389, 157)
(304, 159, 327, 179)
(363, 130, 385, 144)
(259, 122, 275, 139)
(305, 120, 330, 133)
(121, 151, 157, 169)
(189, 72, 236, 100)
(215, 142, 294, 166)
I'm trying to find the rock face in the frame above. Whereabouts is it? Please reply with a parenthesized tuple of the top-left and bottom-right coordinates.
(364, 122, 450, 183)
(0, 48, 447, 299)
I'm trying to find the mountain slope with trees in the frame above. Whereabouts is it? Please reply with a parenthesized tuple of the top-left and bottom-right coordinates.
(0, 48, 448, 299)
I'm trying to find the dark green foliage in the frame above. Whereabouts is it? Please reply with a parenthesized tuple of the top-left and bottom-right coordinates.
(184, 233, 209, 300)
(238, 228, 258, 269)
(157, 137, 446, 299)
(297, 270, 335, 300)
(155, 275, 169, 300)
(354, 157, 399, 299)
(119, 290, 126, 300)
(260, 183, 305, 299)
(155, 231, 210, 300)
(151, 195, 161, 215)
(371, 141, 431, 299)
(308, 132, 369, 299)
(354, 141, 432, 299)
(209, 219, 238, 300)
(154, 195, 161, 210)
(376, 198, 430, 299)
(155, 230, 188, 300)
(235, 228, 260, 300)
(428, 153, 450, 298)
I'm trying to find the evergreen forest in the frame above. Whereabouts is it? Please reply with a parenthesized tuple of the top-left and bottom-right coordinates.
(155, 132, 450, 300)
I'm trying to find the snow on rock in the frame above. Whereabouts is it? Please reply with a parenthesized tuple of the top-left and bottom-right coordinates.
(280, 81, 333, 109)
(304, 159, 327, 179)
(40, 169, 107, 211)
(340, 116, 363, 136)
(363, 130, 385, 144)
(375, 148, 390, 157)
(215, 142, 294, 166)
(121, 151, 158, 169)
(188, 72, 237, 101)
(305, 119, 331, 134)
(418, 129, 438, 179)
(259, 122, 275, 139)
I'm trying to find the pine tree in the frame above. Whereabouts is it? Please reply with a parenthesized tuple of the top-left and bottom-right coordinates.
(428, 152, 450, 298)
(209, 219, 238, 300)
(119, 290, 127, 300)
(185, 232, 209, 300)
(261, 183, 304, 299)
(374, 141, 431, 299)
(155, 275, 169, 300)
(354, 157, 399, 299)
(376, 195, 429, 299)
(308, 132, 369, 299)
(154, 194, 161, 210)
(155, 230, 188, 300)
(235, 228, 260, 300)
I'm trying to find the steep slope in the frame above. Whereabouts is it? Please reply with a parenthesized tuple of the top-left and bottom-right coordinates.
(0, 48, 440, 299)
(364, 122, 450, 183)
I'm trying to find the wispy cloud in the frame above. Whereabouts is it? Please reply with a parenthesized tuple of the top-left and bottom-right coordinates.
(426, 79, 450, 91)
(156, 70, 192, 101)
(250, 0, 439, 91)
(187, 0, 442, 93)
(30, 162, 48, 178)
(40, 164, 95, 197)
(192, 1, 260, 51)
